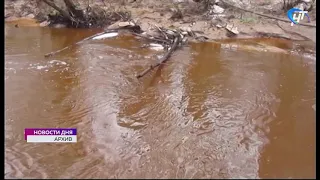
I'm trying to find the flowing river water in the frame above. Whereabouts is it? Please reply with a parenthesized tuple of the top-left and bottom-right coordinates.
(5, 24, 316, 179)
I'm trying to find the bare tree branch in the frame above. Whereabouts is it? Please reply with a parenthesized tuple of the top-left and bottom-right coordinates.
(136, 35, 180, 79)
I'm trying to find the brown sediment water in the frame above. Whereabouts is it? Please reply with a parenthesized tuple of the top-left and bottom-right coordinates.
(5, 24, 316, 179)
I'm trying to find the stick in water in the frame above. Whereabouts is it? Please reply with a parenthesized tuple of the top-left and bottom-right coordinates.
(136, 35, 180, 79)
(44, 30, 117, 57)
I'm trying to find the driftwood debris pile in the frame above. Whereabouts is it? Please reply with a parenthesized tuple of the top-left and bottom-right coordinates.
(133, 24, 189, 78)
(44, 21, 201, 79)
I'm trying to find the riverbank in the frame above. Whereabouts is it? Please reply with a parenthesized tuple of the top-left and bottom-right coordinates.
(5, 0, 316, 42)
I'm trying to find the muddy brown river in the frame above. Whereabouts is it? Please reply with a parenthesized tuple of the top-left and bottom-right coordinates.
(5, 24, 316, 179)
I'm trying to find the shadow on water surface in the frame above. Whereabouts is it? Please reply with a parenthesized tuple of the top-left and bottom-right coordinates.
(5, 25, 316, 179)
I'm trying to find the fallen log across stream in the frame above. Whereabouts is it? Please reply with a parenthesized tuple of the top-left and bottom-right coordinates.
(44, 30, 118, 57)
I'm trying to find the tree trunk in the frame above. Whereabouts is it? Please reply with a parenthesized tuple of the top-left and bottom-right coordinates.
(63, 0, 84, 18)
(42, 0, 74, 22)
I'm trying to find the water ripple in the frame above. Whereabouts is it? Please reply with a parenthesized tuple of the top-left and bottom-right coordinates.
(5, 26, 316, 178)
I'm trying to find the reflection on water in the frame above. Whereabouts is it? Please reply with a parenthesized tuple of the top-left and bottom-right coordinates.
(5, 24, 316, 179)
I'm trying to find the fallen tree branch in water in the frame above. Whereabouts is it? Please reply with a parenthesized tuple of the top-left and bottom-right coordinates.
(44, 30, 117, 57)
(44, 29, 170, 58)
(132, 32, 171, 44)
(43, 21, 193, 79)
(136, 35, 180, 79)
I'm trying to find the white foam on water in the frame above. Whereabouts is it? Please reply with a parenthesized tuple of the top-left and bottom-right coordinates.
(149, 43, 163, 47)
(27, 60, 69, 71)
(49, 60, 67, 65)
(5, 68, 16, 73)
(149, 43, 164, 51)
(150, 47, 164, 51)
(36, 65, 47, 70)
(92, 32, 119, 40)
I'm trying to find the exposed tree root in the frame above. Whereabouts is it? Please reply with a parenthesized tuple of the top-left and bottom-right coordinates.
(42, 0, 131, 28)
(220, 0, 316, 28)
(253, 32, 304, 41)
(276, 21, 313, 41)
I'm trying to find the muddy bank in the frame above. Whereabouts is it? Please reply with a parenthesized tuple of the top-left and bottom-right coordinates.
(5, 0, 316, 42)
